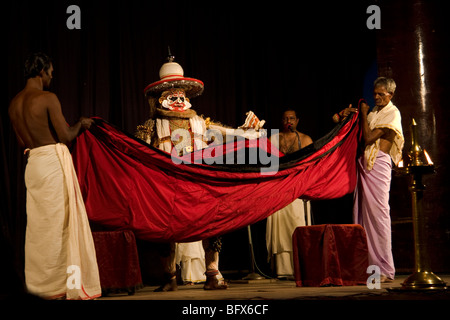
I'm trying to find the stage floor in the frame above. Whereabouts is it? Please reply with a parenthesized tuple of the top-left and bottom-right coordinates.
(99, 274, 450, 301)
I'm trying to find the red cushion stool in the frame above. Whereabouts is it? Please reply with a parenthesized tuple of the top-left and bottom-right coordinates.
(92, 230, 143, 295)
(292, 224, 369, 287)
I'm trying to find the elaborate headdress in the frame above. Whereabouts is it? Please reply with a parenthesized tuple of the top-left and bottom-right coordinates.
(143, 49, 204, 99)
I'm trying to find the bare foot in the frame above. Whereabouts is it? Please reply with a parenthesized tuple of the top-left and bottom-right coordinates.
(154, 277, 178, 292)
(203, 276, 228, 290)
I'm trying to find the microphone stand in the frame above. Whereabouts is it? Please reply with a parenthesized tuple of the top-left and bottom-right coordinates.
(242, 225, 265, 280)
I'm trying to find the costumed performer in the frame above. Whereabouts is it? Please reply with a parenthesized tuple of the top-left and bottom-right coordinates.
(8, 52, 101, 300)
(136, 53, 266, 291)
(266, 109, 313, 279)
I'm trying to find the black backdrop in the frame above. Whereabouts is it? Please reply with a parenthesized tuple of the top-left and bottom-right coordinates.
(2, 0, 377, 289)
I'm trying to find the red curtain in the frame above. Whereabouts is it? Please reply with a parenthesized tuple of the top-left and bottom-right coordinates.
(71, 114, 360, 243)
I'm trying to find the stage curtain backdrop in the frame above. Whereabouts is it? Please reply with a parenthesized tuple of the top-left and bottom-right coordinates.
(2, 0, 375, 293)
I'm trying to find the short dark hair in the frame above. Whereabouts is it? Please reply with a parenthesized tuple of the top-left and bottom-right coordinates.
(24, 52, 52, 80)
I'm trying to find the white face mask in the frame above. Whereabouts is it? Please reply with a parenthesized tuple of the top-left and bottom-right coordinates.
(161, 90, 192, 111)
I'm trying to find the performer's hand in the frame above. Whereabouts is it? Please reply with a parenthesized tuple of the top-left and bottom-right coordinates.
(239, 111, 265, 131)
(333, 104, 358, 123)
(339, 104, 358, 118)
(80, 117, 94, 130)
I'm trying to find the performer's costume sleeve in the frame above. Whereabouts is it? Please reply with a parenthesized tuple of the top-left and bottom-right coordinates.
(25, 143, 101, 300)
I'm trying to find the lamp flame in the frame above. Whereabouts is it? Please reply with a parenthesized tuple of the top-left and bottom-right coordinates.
(423, 149, 433, 165)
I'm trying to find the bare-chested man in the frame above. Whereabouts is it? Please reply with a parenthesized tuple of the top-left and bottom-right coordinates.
(8, 52, 101, 299)
(9, 53, 92, 149)
(266, 109, 313, 278)
(270, 110, 313, 155)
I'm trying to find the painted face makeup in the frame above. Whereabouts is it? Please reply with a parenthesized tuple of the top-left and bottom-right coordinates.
(160, 89, 192, 111)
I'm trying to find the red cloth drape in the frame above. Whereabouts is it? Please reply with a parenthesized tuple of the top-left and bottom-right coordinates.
(292, 224, 369, 286)
(71, 114, 359, 243)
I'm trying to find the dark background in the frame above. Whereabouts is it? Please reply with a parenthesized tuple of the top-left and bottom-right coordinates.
(2, 0, 449, 290)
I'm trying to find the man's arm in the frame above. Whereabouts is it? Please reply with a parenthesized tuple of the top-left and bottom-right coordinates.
(46, 93, 93, 144)
(360, 102, 389, 146)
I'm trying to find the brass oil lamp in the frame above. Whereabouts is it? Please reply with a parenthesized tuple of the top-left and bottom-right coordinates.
(392, 119, 447, 291)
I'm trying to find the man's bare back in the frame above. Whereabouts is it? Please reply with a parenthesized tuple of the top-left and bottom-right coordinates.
(10, 88, 61, 149)
(9, 55, 92, 150)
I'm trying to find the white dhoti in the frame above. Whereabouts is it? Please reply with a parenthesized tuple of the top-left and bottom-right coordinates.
(266, 199, 309, 277)
(176, 241, 207, 283)
(176, 241, 224, 283)
(25, 143, 101, 300)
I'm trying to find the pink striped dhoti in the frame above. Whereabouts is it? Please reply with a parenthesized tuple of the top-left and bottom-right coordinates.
(353, 151, 395, 279)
